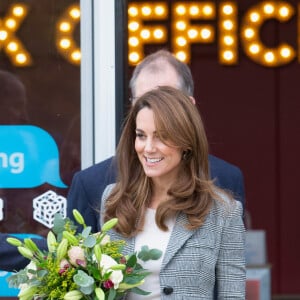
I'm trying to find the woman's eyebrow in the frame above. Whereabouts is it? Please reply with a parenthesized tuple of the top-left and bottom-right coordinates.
(135, 128, 157, 134)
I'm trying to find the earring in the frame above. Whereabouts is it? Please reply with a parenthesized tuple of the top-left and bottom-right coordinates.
(182, 150, 191, 160)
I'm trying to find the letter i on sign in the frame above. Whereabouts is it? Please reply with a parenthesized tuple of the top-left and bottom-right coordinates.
(219, 2, 238, 65)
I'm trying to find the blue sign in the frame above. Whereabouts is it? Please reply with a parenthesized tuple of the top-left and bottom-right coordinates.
(0, 125, 67, 188)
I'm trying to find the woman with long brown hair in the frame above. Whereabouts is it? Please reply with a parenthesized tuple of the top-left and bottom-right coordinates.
(102, 86, 245, 299)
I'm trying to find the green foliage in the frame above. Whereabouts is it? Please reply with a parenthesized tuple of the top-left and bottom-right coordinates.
(6, 209, 162, 300)
(138, 245, 163, 262)
(73, 270, 94, 295)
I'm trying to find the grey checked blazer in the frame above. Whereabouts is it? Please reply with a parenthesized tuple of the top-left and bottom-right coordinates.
(101, 184, 246, 299)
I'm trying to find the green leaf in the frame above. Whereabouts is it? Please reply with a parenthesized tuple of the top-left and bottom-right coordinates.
(95, 287, 105, 300)
(89, 266, 101, 280)
(126, 254, 137, 267)
(108, 288, 117, 300)
(73, 270, 94, 295)
(123, 274, 149, 284)
(82, 226, 92, 238)
(37, 269, 48, 278)
(102, 271, 113, 281)
(131, 286, 151, 295)
(134, 262, 143, 270)
(52, 213, 66, 234)
(149, 248, 162, 260)
(74, 270, 94, 285)
(83, 235, 96, 248)
(63, 290, 83, 300)
(7, 270, 28, 289)
(138, 246, 162, 262)
(137, 251, 150, 262)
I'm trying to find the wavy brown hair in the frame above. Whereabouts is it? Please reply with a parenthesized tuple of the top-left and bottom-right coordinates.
(104, 86, 224, 237)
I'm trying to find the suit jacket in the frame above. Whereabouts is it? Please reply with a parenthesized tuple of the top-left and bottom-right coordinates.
(67, 154, 245, 233)
(101, 184, 246, 299)
(0, 154, 245, 272)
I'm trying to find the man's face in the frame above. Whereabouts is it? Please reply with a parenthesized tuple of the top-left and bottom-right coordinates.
(133, 64, 180, 101)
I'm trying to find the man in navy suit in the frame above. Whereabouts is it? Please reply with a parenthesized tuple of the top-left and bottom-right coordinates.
(0, 50, 245, 271)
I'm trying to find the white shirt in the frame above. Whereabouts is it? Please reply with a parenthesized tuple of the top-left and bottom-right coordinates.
(127, 208, 175, 300)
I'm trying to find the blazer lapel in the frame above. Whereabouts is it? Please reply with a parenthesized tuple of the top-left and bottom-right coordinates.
(161, 212, 195, 269)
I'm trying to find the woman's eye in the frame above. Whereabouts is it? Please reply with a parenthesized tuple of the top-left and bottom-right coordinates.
(136, 133, 145, 139)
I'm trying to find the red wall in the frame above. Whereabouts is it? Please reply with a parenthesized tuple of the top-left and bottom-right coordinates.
(187, 0, 300, 294)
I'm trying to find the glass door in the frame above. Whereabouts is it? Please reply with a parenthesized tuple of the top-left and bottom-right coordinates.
(0, 0, 81, 235)
(0, 0, 127, 296)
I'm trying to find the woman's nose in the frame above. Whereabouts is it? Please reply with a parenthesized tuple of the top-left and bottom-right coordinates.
(144, 138, 155, 152)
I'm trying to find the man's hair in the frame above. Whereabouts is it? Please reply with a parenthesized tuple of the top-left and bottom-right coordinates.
(129, 49, 194, 97)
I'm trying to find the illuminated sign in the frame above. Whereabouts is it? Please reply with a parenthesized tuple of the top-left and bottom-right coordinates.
(0, 3, 81, 66)
(241, 1, 295, 66)
(0, 2, 298, 67)
(56, 4, 81, 66)
(0, 3, 32, 66)
(128, 1, 297, 66)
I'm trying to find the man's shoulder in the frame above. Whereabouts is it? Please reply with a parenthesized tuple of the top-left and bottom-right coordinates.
(208, 154, 243, 178)
(76, 156, 116, 179)
(70, 156, 117, 193)
(208, 154, 245, 206)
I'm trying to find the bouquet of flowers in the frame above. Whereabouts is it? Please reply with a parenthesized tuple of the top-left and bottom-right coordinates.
(6, 209, 162, 300)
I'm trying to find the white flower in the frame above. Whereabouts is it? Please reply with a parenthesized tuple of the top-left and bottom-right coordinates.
(100, 234, 110, 245)
(92, 232, 110, 245)
(60, 259, 70, 269)
(100, 254, 124, 289)
(68, 246, 86, 267)
(109, 269, 124, 289)
(25, 261, 37, 280)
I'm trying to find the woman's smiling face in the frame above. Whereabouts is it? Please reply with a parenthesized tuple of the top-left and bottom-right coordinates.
(135, 107, 182, 184)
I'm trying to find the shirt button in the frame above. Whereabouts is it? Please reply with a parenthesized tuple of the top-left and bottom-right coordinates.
(163, 286, 173, 295)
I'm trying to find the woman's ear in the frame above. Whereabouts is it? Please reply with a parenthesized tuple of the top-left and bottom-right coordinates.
(182, 150, 192, 160)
